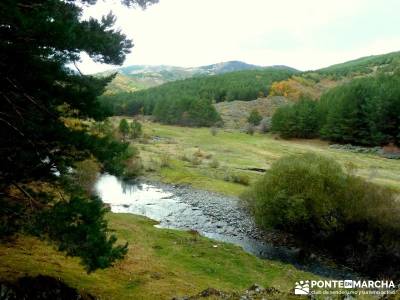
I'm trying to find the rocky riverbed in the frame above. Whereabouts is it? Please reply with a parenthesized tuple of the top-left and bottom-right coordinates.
(95, 174, 356, 279)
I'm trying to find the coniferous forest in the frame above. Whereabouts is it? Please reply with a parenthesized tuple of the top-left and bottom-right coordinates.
(271, 72, 400, 146)
(100, 67, 296, 126)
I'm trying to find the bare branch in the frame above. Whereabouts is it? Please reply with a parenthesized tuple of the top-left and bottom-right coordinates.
(11, 182, 43, 209)
(0, 117, 26, 138)
(73, 60, 84, 76)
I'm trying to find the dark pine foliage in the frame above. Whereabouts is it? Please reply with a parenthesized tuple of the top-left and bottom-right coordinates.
(271, 72, 400, 146)
(36, 196, 128, 272)
(319, 72, 400, 146)
(247, 109, 262, 126)
(0, 0, 157, 271)
(271, 98, 320, 139)
(99, 67, 297, 126)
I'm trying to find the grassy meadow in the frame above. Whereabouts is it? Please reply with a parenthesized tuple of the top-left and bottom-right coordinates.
(135, 120, 400, 196)
(0, 214, 320, 299)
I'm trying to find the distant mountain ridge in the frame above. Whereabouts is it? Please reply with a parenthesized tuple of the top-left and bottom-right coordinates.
(101, 50, 400, 95)
(196, 61, 262, 74)
(103, 60, 264, 76)
(100, 61, 297, 94)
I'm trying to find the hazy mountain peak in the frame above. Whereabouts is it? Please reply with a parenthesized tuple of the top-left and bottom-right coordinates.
(197, 61, 262, 74)
(100, 61, 282, 93)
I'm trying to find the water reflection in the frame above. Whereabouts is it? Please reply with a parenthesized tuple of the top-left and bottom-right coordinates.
(95, 174, 187, 219)
(95, 174, 355, 279)
(95, 174, 172, 207)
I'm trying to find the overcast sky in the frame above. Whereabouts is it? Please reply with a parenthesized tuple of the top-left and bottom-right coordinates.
(79, 0, 400, 74)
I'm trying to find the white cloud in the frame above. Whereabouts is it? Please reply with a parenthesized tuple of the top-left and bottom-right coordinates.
(77, 0, 400, 73)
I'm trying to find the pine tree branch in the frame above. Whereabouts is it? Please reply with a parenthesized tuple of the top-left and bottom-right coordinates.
(12, 182, 44, 209)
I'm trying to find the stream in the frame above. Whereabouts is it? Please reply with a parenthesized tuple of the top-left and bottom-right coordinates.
(95, 174, 356, 279)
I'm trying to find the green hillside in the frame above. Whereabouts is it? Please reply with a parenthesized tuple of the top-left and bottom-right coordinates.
(102, 51, 400, 97)
(103, 74, 151, 94)
(100, 51, 400, 130)
(268, 51, 400, 101)
(100, 66, 297, 125)
(316, 50, 400, 77)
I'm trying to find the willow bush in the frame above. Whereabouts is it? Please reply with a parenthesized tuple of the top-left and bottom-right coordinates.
(244, 152, 400, 278)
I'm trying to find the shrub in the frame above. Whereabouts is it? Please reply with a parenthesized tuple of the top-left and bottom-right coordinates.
(130, 120, 143, 139)
(245, 124, 255, 135)
(232, 174, 250, 185)
(160, 153, 171, 168)
(204, 153, 213, 159)
(210, 127, 218, 136)
(259, 117, 271, 133)
(145, 157, 159, 172)
(209, 158, 219, 168)
(247, 109, 262, 126)
(190, 156, 202, 166)
(180, 154, 191, 162)
(123, 157, 142, 178)
(245, 153, 345, 232)
(118, 118, 129, 141)
(73, 157, 101, 194)
(224, 172, 250, 186)
(244, 152, 400, 278)
(193, 148, 204, 157)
